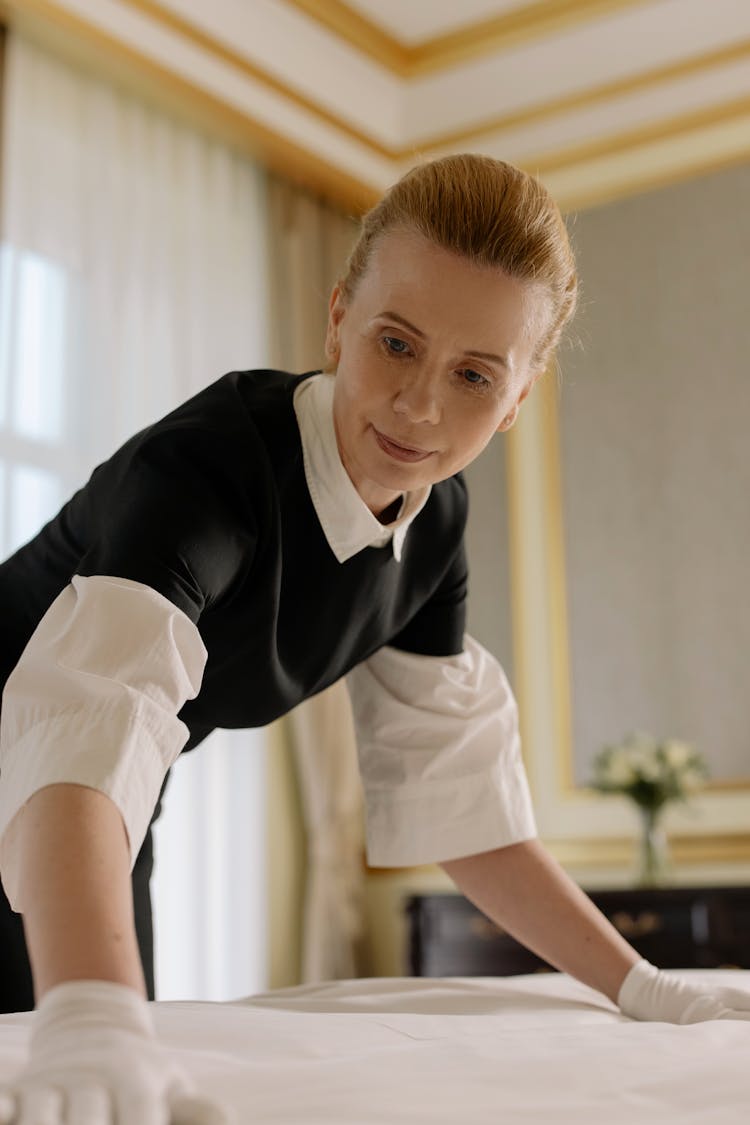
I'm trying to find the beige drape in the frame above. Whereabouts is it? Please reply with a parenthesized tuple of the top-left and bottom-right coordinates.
(266, 175, 358, 370)
(266, 175, 366, 983)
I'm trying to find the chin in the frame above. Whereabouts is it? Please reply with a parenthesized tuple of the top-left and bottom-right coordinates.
(378, 465, 432, 492)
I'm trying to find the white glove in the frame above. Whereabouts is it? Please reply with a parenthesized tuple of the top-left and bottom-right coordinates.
(0, 980, 233, 1124)
(618, 959, 750, 1023)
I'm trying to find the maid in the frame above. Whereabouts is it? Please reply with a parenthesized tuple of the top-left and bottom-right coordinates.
(1, 154, 748, 1124)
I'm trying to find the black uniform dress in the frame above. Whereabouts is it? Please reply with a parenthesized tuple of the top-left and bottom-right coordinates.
(0, 368, 468, 1012)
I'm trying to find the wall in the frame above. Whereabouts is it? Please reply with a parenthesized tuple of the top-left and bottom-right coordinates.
(559, 160, 750, 786)
(463, 433, 514, 681)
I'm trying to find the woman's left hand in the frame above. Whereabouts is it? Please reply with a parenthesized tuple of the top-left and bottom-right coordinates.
(618, 960, 750, 1022)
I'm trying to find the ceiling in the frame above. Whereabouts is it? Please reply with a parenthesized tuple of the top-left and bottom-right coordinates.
(1, 0, 748, 213)
(344, 0, 524, 45)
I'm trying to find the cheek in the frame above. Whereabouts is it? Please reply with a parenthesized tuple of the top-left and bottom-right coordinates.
(337, 369, 374, 431)
(447, 410, 503, 462)
(349, 348, 390, 397)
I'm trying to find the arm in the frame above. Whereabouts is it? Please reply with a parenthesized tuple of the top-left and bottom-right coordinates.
(0, 781, 233, 1125)
(347, 634, 750, 1023)
(0, 579, 228, 1122)
(441, 838, 638, 1002)
(442, 840, 750, 1022)
(19, 783, 145, 1001)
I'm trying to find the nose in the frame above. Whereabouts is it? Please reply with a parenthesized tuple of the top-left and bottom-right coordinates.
(392, 370, 441, 425)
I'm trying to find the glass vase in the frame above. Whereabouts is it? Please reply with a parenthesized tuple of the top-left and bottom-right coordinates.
(636, 805, 670, 887)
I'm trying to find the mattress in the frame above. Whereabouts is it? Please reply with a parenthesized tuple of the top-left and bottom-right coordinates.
(1, 971, 748, 1123)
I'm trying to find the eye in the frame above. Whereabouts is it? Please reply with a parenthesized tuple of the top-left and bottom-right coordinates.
(382, 335, 411, 356)
(458, 368, 490, 389)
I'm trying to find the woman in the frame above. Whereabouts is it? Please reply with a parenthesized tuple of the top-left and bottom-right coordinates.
(0, 154, 748, 1124)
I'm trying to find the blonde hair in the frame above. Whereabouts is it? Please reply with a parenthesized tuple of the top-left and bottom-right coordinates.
(335, 153, 577, 374)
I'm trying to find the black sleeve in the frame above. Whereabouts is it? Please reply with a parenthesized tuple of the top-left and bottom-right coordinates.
(388, 537, 468, 658)
(75, 425, 257, 624)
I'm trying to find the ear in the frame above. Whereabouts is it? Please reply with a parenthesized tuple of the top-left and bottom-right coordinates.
(496, 370, 542, 432)
(325, 284, 346, 365)
(496, 406, 518, 432)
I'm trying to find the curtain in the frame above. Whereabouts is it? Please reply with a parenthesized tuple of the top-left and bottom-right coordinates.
(0, 31, 270, 1000)
(267, 176, 356, 371)
(266, 175, 366, 982)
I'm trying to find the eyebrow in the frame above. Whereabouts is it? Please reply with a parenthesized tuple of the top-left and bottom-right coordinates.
(377, 310, 509, 368)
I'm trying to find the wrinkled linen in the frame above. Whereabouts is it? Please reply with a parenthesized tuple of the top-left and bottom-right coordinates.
(1, 972, 748, 1123)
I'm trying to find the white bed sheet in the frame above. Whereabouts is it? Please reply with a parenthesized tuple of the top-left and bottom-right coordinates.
(1, 971, 748, 1123)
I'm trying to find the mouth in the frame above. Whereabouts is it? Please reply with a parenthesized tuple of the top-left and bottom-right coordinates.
(372, 427, 434, 463)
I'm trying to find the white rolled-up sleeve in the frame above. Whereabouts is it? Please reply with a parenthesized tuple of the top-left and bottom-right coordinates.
(346, 634, 537, 867)
(0, 573, 207, 910)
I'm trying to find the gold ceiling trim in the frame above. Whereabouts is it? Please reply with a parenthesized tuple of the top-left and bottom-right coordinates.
(550, 147, 750, 217)
(523, 94, 750, 178)
(6, 0, 748, 175)
(286, 0, 651, 78)
(1, 1, 748, 219)
(415, 38, 750, 152)
(0, 0, 391, 159)
(117, 0, 394, 159)
(283, 0, 409, 76)
(120, 3, 750, 163)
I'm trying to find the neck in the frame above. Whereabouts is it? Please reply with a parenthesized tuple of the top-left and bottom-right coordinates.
(375, 496, 403, 525)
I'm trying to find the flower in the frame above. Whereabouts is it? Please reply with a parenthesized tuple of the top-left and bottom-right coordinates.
(589, 731, 708, 811)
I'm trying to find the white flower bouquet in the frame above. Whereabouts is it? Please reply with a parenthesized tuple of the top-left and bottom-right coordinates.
(590, 731, 708, 811)
(589, 732, 709, 884)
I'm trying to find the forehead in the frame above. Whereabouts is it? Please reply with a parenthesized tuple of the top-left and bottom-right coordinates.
(352, 228, 540, 347)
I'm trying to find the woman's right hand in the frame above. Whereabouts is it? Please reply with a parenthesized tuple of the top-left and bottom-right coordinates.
(0, 980, 232, 1124)
(618, 959, 750, 1022)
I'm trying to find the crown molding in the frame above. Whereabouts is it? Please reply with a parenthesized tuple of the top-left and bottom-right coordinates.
(282, 0, 409, 76)
(1, 0, 747, 218)
(286, 0, 650, 78)
(526, 93, 750, 177)
(120, 0, 397, 158)
(414, 38, 750, 152)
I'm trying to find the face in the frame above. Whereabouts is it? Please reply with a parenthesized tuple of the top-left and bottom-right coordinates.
(326, 227, 547, 517)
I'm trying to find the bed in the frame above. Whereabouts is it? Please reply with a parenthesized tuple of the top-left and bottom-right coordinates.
(0, 971, 748, 1122)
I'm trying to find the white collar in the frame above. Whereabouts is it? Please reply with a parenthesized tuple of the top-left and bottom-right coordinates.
(293, 373, 431, 563)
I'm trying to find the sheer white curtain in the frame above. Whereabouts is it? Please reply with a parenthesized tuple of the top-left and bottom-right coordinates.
(0, 32, 270, 1000)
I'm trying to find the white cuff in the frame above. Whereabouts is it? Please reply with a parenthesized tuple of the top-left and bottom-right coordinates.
(364, 763, 537, 867)
(348, 635, 537, 867)
(0, 701, 188, 910)
(0, 575, 207, 910)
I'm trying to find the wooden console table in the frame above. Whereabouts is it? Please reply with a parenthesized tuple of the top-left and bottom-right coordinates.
(406, 886, 750, 976)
